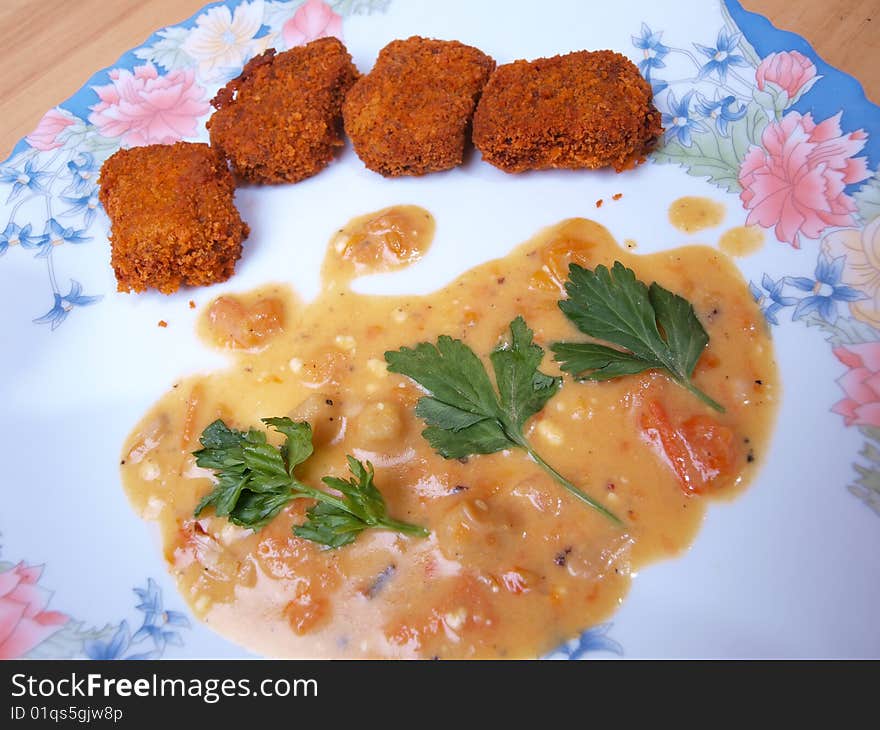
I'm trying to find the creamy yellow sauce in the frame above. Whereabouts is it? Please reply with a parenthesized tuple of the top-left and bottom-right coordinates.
(669, 196, 726, 233)
(121, 207, 778, 658)
(326, 204, 436, 281)
(719, 225, 765, 257)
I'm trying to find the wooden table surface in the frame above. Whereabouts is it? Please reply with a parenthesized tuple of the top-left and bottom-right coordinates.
(1, 0, 877, 159)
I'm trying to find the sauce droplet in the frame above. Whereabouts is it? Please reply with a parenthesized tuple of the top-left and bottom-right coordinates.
(325, 205, 435, 282)
(200, 292, 287, 350)
(719, 225, 764, 257)
(668, 196, 725, 233)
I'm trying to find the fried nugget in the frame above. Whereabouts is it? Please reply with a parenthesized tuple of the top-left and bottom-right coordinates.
(472, 50, 662, 173)
(343, 36, 495, 177)
(208, 37, 359, 184)
(98, 142, 249, 294)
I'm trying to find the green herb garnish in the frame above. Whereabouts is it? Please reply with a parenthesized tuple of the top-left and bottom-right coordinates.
(551, 262, 724, 412)
(294, 456, 428, 548)
(193, 417, 428, 547)
(385, 316, 621, 525)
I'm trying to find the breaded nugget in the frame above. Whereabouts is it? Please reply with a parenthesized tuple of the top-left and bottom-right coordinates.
(473, 50, 662, 173)
(99, 142, 249, 294)
(343, 36, 495, 176)
(208, 37, 359, 184)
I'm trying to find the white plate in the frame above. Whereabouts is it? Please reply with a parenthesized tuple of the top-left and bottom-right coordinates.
(1, 0, 879, 659)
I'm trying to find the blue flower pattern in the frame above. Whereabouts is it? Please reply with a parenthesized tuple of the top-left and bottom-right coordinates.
(790, 254, 865, 323)
(548, 623, 624, 660)
(631, 22, 670, 80)
(0, 146, 102, 329)
(65, 153, 99, 195)
(60, 191, 100, 227)
(748, 255, 867, 327)
(32, 218, 91, 258)
(694, 29, 750, 80)
(130, 578, 191, 653)
(695, 92, 747, 136)
(0, 222, 38, 255)
(0, 158, 49, 202)
(749, 275, 797, 326)
(83, 579, 190, 660)
(33, 280, 102, 330)
(661, 90, 708, 147)
(639, 21, 756, 152)
(84, 622, 133, 660)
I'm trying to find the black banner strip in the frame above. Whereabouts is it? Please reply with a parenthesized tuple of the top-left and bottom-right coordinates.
(0, 659, 873, 725)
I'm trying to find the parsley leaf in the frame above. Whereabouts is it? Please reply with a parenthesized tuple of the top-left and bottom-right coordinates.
(193, 418, 428, 546)
(492, 315, 562, 431)
(262, 417, 313, 477)
(552, 262, 724, 412)
(294, 457, 430, 548)
(193, 419, 307, 528)
(385, 316, 622, 525)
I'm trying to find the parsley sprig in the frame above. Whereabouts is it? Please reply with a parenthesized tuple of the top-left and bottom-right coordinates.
(551, 262, 724, 412)
(193, 417, 428, 548)
(385, 316, 621, 525)
(294, 457, 427, 548)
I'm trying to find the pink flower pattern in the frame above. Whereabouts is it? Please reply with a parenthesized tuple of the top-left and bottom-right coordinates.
(282, 0, 343, 47)
(88, 63, 210, 147)
(26, 108, 77, 151)
(755, 50, 818, 101)
(738, 111, 870, 248)
(832, 343, 880, 428)
(0, 563, 68, 659)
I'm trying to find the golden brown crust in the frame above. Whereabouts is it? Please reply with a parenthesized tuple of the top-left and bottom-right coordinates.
(472, 50, 663, 173)
(98, 142, 249, 294)
(208, 37, 359, 184)
(343, 36, 496, 177)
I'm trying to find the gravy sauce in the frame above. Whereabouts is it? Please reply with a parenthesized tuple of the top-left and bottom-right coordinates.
(121, 209, 778, 658)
